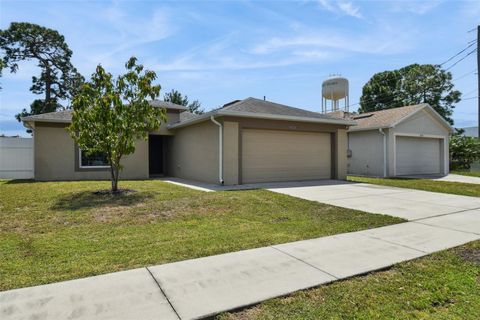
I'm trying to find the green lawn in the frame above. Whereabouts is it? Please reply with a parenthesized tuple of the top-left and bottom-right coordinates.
(0, 180, 402, 291)
(219, 240, 480, 320)
(348, 176, 480, 197)
(452, 170, 480, 178)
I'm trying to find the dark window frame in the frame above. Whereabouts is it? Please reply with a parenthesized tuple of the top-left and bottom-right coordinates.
(78, 149, 110, 169)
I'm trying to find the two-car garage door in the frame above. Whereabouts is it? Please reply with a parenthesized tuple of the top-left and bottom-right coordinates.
(242, 129, 332, 183)
(395, 136, 441, 176)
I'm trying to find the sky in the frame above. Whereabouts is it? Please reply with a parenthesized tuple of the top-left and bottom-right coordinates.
(0, 0, 479, 136)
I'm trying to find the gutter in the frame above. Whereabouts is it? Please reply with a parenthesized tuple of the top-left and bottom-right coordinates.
(210, 115, 224, 185)
(379, 128, 387, 177)
(20, 118, 71, 124)
(169, 110, 356, 129)
(217, 110, 357, 126)
(23, 121, 35, 132)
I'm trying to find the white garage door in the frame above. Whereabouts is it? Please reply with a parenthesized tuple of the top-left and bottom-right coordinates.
(242, 129, 332, 183)
(395, 136, 441, 176)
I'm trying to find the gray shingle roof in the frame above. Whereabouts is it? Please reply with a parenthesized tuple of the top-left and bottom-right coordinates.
(221, 97, 339, 120)
(22, 109, 73, 123)
(179, 111, 200, 122)
(21, 100, 186, 123)
(348, 104, 427, 131)
(150, 100, 187, 110)
(169, 97, 355, 128)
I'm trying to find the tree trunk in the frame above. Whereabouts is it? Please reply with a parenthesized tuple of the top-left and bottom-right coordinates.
(110, 164, 118, 193)
(44, 63, 52, 112)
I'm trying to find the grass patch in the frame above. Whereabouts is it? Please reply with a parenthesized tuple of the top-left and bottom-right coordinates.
(219, 240, 480, 320)
(0, 180, 402, 291)
(452, 170, 480, 178)
(348, 176, 480, 197)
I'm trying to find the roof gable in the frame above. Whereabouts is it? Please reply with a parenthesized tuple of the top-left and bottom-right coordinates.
(349, 104, 425, 131)
(394, 107, 452, 135)
(348, 104, 452, 133)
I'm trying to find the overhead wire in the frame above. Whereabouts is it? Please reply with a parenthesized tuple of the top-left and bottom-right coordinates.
(347, 41, 477, 111)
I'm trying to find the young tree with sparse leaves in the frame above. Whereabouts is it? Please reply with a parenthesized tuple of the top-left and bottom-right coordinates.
(360, 64, 461, 124)
(163, 88, 204, 114)
(70, 57, 165, 192)
(0, 22, 83, 124)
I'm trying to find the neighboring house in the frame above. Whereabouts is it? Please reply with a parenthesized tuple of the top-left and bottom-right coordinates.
(346, 104, 453, 177)
(21, 98, 355, 185)
(0, 136, 34, 179)
(461, 126, 478, 138)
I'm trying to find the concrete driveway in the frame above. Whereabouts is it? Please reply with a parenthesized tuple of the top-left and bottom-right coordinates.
(268, 180, 480, 220)
(433, 173, 480, 185)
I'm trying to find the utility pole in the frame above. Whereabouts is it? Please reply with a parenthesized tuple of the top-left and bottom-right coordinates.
(477, 25, 480, 138)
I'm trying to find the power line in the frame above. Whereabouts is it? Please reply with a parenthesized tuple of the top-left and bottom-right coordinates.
(462, 96, 479, 101)
(462, 88, 478, 97)
(452, 69, 477, 81)
(445, 48, 477, 71)
(439, 41, 476, 66)
(345, 27, 479, 112)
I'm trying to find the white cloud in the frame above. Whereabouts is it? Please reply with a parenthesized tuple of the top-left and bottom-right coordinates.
(318, 0, 363, 18)
(337, 1, 363, 18)
(153, 54, 329, 72)
(251, 29, 412, 56)
(389, 0, 442, 15)
(69, 2, 175, 73)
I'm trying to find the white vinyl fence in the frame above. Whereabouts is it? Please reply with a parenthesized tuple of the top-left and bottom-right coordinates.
(0, 137, 34, 179)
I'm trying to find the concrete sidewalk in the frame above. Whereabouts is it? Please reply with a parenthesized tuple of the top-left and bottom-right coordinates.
(2, 210, 479, 320)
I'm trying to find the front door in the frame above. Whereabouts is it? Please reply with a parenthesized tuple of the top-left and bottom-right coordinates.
(149, 135, 164, 176)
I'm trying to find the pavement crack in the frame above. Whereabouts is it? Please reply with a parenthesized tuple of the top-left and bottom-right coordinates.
(270, 246, 339, 280)
(410, 206, 480, 222)
(413, 221, 480, 236)
(360, 233, 428, 254)
(145, 267, 182, 320)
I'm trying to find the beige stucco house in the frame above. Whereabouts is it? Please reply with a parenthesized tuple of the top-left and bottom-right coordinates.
(22, 97, 355, 185)
(345, 104, 453, 177)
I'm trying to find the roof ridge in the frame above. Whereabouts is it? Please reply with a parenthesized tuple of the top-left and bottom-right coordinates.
(359, 103, 426, 116)
(245, 97, 329, 116)
(221, 99, 244, 110)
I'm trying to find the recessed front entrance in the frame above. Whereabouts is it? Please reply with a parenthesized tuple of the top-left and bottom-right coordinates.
(149, 135, 164, 176)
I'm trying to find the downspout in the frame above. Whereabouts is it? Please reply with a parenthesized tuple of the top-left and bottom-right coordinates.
(210, 116, 224, 185)
(379, 128, 387, 178)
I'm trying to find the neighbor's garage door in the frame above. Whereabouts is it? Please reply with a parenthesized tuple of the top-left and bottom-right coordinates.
(395, 136, 441, 176)
(242, 129, 332, 183)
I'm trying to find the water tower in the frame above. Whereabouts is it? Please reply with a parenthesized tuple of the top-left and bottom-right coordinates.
(321, 75, 349, 113)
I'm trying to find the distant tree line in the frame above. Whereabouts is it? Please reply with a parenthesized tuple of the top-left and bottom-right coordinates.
(0, 22, 204, 134)
(360, 64, 461, 125)
(163, 89, 204, 114)
(0, 22, 84, 124)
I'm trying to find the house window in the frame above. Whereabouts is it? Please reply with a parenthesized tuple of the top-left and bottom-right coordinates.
(79, 150, 109, 168)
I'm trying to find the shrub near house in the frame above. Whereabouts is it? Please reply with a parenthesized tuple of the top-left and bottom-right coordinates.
(449, 134, 480, 170)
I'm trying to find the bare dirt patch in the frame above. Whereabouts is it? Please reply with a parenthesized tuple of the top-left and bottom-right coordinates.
(456, 247, 480, 266)
(92, 189, 136, 196)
